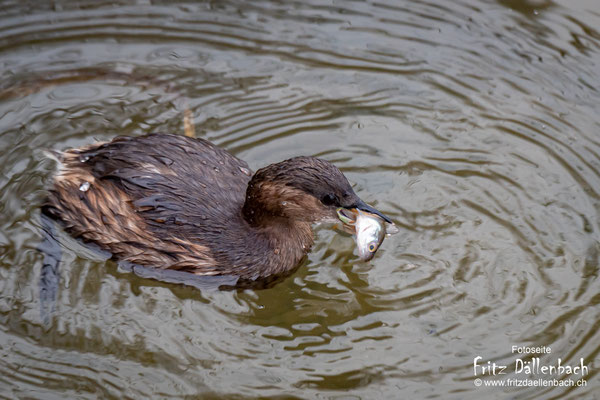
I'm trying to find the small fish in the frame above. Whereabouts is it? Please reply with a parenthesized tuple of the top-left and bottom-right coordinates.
(354, 209, 386, 261)
(336, 207, 398, 261)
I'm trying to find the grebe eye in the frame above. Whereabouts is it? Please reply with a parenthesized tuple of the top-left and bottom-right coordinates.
(321, 193, 337, 206)
(368, 243, 377, 252)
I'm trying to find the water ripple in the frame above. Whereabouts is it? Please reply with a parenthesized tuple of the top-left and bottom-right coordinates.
(0, 0, 599, 398)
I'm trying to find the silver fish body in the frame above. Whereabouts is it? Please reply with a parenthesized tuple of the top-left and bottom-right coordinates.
(354, 209, 386, 261)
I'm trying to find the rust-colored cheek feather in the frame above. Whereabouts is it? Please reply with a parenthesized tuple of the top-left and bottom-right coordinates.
(43, 133, 364, 281)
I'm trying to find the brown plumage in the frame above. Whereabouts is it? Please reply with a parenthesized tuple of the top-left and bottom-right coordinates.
(43, 133, 390, 281)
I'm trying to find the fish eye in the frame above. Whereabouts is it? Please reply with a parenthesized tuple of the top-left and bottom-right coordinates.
(368, 242, 377, 252)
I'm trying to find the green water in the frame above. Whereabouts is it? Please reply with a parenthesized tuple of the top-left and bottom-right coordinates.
(1, 0, 599, 398)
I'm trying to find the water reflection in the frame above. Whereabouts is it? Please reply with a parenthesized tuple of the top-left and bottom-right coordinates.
(0, 0, 599, 398)
(497, 0, 555, 15)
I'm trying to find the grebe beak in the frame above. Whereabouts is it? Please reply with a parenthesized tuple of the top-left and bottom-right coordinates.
(352, 199, 393, 224)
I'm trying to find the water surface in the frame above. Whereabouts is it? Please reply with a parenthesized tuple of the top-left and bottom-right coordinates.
(1, 0, 599, 398)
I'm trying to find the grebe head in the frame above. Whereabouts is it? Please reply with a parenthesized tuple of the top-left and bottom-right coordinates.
(242, 156, 391, 228)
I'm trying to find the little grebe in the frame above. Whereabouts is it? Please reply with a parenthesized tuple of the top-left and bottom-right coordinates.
(43, 133, 392, 280)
